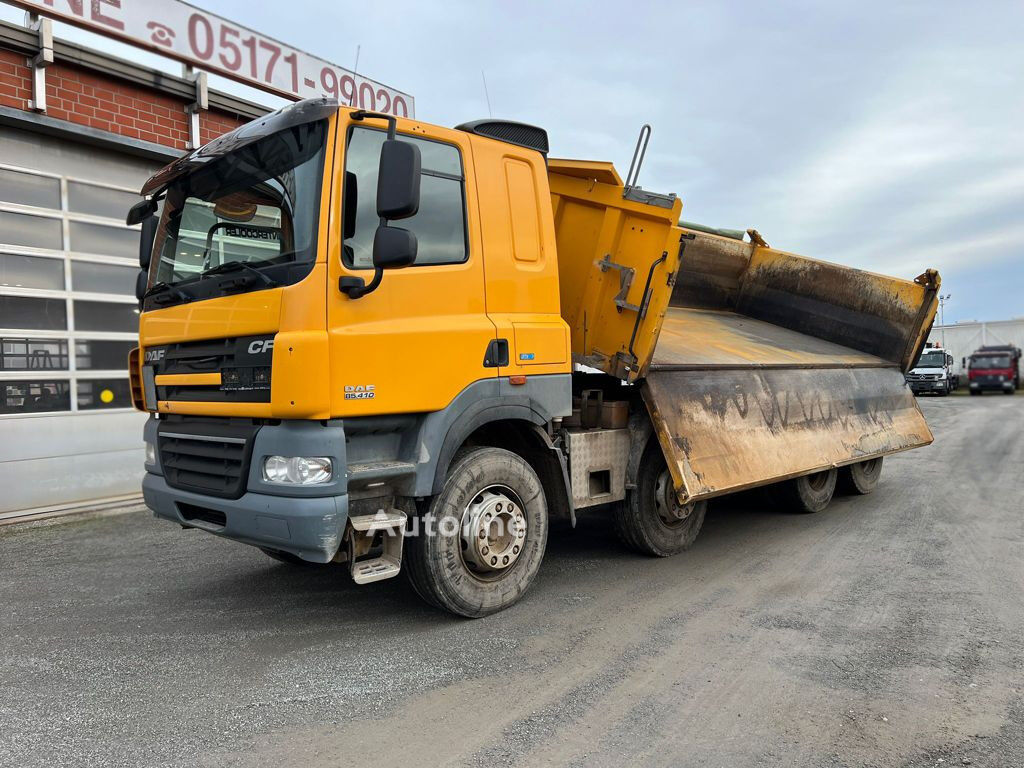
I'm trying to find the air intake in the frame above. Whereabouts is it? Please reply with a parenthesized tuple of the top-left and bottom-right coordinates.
(455, 120, 549, 156)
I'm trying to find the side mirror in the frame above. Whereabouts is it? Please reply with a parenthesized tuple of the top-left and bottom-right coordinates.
(139, 214, 158, 269)
(373, 225, 417, 269)
(376, 139, 421, 220)
(127, 198, 157, 226)
(135, 269, 148, 302)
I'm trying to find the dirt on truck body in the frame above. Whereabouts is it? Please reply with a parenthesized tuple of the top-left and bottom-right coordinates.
(549, 159, 938, 505)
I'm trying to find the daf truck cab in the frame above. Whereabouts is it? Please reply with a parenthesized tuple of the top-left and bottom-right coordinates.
(129, 98, 939, 616)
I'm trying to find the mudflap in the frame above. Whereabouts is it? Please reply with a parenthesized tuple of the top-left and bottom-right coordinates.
(642, 366, 933, 503)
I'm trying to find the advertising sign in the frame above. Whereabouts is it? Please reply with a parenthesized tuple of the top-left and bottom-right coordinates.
(8, 0, 414, 116)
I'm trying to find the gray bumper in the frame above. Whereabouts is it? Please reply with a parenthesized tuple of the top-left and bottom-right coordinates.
(143, 417, 348, 563)
(144, 474, 347, 563)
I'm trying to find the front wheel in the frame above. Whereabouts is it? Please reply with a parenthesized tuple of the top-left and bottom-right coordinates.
(614, 440, 707, 557)
(404, 447, 548, 618)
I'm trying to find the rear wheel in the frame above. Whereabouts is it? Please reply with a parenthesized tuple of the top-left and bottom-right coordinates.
(770, 469, 837, 513)
(404, 447, 548, 618)
(837, 457, 883, 495)
(614, 440, 706, 557)
(970, 389, 980, 396)
(1005, 387, 1016, 395)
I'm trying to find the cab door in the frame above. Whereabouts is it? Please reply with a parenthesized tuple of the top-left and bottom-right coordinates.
(326, 115, 495, 417)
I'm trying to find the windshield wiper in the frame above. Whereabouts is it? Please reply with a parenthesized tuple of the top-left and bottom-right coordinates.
(143, 281, 194, 304)
(200, 260, 279, 287)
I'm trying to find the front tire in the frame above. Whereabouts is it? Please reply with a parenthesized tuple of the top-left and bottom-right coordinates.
(770, 469, 837, 513)
(837, 457, 883, 495)
(404, 447, 548, 618)
(614, 440, 707, 557)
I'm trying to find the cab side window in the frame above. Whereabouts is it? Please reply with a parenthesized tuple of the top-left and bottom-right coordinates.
(343, 127, 467, 268)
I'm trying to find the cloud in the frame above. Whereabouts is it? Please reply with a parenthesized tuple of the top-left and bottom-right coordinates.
(8, 0, 1020, 321)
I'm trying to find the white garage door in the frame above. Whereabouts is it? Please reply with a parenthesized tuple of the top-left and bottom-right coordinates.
(0, 126, 163, 515)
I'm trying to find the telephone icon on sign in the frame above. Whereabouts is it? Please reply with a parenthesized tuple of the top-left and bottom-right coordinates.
(147, 22, 175, 48)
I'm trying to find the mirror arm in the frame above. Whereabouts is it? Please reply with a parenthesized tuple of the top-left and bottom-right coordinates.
(339, 269, 383, 299)
(341, 113, 414, 299)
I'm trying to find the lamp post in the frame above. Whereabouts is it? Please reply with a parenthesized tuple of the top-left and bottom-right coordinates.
(939, 293, 951, 348)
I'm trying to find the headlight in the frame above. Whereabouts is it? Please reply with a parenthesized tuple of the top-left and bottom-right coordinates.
(144, 442, 156, 465)
(263, 456, 333, 485)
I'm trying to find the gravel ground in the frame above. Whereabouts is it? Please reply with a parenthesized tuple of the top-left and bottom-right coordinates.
(1, 395, 1022, 767)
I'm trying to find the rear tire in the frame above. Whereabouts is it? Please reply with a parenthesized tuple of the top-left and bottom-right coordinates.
(614, 440, 706, 557)
(770, 469, 837, 513)
(837, 457, 883, 495)
(970, 389, 980, 396)
(404, 447, 548, 618)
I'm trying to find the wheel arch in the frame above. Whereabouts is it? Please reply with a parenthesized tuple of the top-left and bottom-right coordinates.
(433, 414, 574, 524)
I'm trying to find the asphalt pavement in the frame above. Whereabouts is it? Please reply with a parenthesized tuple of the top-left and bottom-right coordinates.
(1, 395, 1022, 767)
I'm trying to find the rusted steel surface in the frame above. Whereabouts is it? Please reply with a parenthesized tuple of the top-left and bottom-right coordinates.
(738, 249, 939, 371)
(669, 228, 941, 374)
(652, 307, 887, 369)
(643, 366, 933, 503)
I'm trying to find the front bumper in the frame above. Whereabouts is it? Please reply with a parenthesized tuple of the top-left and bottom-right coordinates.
(909, 379, 947, 393)
(969, 380, 1014, 391)
(142, 416, 349, 563)
(144, 473, 347, 563)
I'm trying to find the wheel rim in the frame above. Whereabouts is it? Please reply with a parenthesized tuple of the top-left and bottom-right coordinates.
(460, 484, 527, 579)
(655, 469, 696, 527)
(806, 470, 831, 492)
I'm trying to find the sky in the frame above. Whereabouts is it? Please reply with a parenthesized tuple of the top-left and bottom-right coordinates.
(6, 0, 1022, 323)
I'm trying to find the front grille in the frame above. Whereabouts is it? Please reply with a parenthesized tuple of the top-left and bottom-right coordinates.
(146, 335, 274, 403)
(158, 418, 260, 499)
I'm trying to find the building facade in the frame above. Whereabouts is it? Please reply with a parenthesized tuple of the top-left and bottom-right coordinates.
(927, 319, 1024, 378)
(0, 20, 264, 517)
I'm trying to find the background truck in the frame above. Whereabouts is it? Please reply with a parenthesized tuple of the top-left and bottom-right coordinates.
(128, 98, 940, 617)
(906, 344, 957, 395)
(967, 345, 1021, 395)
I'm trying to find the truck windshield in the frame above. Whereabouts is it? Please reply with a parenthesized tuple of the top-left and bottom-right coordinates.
(971, 355, 1010, 370)
(916, 351, 945, 368)
(146, 120, 327, 307)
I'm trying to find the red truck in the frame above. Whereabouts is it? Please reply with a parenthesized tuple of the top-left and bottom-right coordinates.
(967, 345, 1021, 395)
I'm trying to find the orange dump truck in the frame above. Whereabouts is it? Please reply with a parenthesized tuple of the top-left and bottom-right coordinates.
(129, 99, 939, 616)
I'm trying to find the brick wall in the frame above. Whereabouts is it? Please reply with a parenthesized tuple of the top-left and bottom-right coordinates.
(0, 47, 247, 152)
(0, 49, 31, 110)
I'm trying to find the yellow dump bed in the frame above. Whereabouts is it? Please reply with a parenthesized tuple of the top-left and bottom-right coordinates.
(548, 158, 940, 503)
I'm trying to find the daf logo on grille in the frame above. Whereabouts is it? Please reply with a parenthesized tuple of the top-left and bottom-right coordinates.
(144, 349, 165, 362)
(247, 339, 274, 354)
